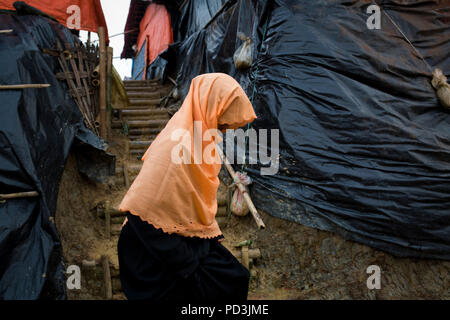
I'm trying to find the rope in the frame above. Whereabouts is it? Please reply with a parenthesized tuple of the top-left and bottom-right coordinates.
(382, 10, 433, 74)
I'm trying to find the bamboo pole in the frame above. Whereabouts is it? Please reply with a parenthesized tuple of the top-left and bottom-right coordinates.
(92, 79, 100, 87)
(98, 26, 107, 139)
(241, 246, 250, 270)
(217, 148, 266, 229)
(97, 206, 127, 219)
(105, 200, 111, 240)
(0, 191, 39, 201)
(101, 255, 113, 300)
(87, 31, 91, 47)
(216, 206, 228, 217)
(107, 47, 113, 138)
(234, 248, 261, 260)
(0, 84, 50, 89)
(81, 259, 97, 268)
(92, 65, 100, 78)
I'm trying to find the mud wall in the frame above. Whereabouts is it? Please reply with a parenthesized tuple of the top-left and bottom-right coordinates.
(226, 212, 450, 300)
(56, 153, 450, 300)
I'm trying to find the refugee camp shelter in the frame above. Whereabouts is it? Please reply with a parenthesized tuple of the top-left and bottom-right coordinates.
(122, 0, 450, 260)
(122, 1, 173, 79)
(0, 0, 116, 299)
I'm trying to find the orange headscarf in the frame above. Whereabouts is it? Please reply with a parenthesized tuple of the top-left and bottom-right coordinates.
(119, 73, 257, 238)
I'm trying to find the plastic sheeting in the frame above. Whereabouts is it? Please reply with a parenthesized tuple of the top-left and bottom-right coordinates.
(132, 39, 147, 80)
(168, 0, 450, 260)
(136, 3, 173, 68)
(175, 0, 227, 41)
(0, 13, 114, 299)
(0, 0, 108, 40)
(121, 0, 150, 59)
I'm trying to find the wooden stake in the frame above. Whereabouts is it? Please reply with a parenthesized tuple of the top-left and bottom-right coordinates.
(123, 160, 130, 188)
(216, 206, 228, 217)
(107, 47, 114, 138)
(0, 191, 39, 201)
(98, 26, 107, 139)
(101, 255, 113, 300)
(0, 84, 50, 89)
(81, 259, 97, 268)
(217, 148, 266, 229)
(97, 207, 127, 219)
(105, 200, 111, 240)
(241, 246, 250, 270)
(92, 65, 100, 78)
(234, 248, 261, 260)
(87, 31, 91, 47)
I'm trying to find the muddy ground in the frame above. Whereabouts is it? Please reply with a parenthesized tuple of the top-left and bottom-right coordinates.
(56, 132, 450, 300)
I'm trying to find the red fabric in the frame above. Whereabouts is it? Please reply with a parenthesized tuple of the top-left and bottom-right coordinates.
(0, 0, 108, 40)
(136, 3, 173, 71)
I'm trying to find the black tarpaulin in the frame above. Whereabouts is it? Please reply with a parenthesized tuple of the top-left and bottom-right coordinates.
(166, 0, 450, 260)
(0, 13, 114, 299)
(175, 0, 227, 41)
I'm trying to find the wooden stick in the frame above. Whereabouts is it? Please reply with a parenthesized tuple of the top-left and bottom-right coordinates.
(101, 255, 113, 300)
(98, 26, 107, 139)
(111, 216, 126, 225)
(0, 191, 39, 201)
(217, 148, 266, 229)
(0, 29, 13, 34)
(105, 200, 111, 240)
(0, 84, 50, 89)
(123, 160, 130, 188)
(87, 31, 91, 48)
(92, 79, 100, 87)
(81, 259, 97, 268)
(216, 206, 228, 217)
(97, 207, 127, 219)
(234, 248, 261, 260)
(92, 65, 100, 78)
(107, 47, 114, 138)
(241, 246, 250, 270)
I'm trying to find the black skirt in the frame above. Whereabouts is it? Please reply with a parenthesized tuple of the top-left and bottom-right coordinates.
(117, 212, 250, 301)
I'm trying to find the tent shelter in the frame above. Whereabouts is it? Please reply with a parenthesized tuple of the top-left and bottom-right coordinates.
(122, 1, 173, 79)
(0, 2, 115, 299)
(0, 0, 109, 40)
(123, 0, 450, 260)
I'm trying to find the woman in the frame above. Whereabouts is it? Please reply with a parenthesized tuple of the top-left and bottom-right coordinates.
(118, 73, 257, 301)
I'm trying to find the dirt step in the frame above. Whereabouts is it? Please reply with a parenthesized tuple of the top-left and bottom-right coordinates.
(123, 79, 160, 87)
(129, 140, 153, 149)
(126, 91, 161, 100)
(121, 109, 170, 120)
(129, 98, 161, 107)
(121, 108, 169, 116)
(125, 86, 166, 92)
(112, 119, 169, 129)
(128, 134, 157, 141)
(121, 114, 169, 121)
(127, 127, 163, 136)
